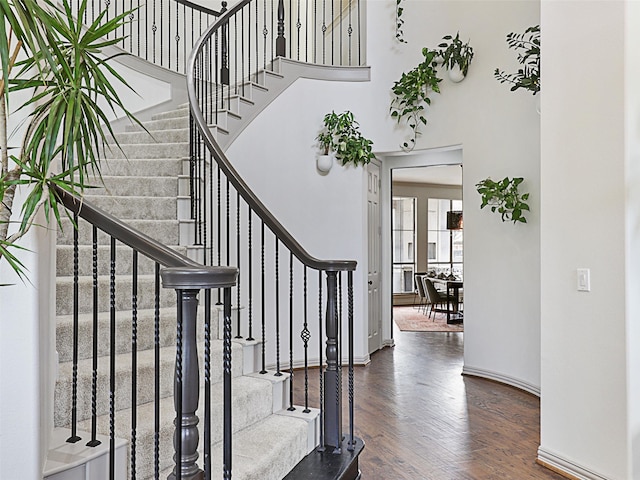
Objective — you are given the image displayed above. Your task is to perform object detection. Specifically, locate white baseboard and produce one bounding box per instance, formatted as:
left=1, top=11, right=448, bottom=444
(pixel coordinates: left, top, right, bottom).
left=461, top=365, right=540, bottom=397
left=537, top=447, right=611, bottom=480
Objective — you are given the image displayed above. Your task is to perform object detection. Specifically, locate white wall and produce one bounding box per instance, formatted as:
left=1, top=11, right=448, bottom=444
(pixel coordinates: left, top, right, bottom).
left=539, top=1, right=631, bottom=478
left=229, top=0, right=542, bottom=392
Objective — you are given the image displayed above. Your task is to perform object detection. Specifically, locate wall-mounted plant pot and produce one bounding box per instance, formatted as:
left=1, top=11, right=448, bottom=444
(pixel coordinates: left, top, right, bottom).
left=448, top=65, right=466, bottom=83
left=316, top=154, right=333, bottom=174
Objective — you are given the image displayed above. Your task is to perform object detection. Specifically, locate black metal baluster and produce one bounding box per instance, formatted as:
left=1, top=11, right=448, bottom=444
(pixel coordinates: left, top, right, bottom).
left=236, top=191, right=242, bottom=339
left=348, top=0, right=353, bottom=66
left=226, top=178, right=230, bottom=288
left=321, top=0, right=326, bottom=64
left=241, top=9, right=245, bottom=94
left=247, top=207, right=254, bottom=341
left=154, top=263, right=161, bottom=479
left=128, top=0, right=133, bottom=53
left=175, top=1, right=180, bottom=72
left=247, top=4, right=251, bottom=96
left=152, top=0, right=157, bottom=64
left=270, top=0, right=274, bottom=62
left=262, top=0, right=267, bottom=71
left=221, top=16, right=229, bottom=85
left=339, top=0, right=343, bottom=65
left=276, top=0, right=285, bottom=56
left=204, top=289, right=212, bottom=480
left=296, top=0, right=301, bottom=60
left=260, top=221, right=267, bottom=374
left=313, top=0, right=317, bottom=63
left=109, top=237, right=116, bottom=479
left=87, top=226, right=100, bottom=447
left=318, top=270, right=324, bottom=450
left=305, top=0, right=309, bottom=62
left=209, top=141, right=215, bottom=267
left=357, top=0, right=361, bottom=64
left=234, top=15, right=238, bottom=94
left=255, top=0, right=259, bottom=82
left=347, top=271, right=355, bottom=450
left=275, top=239, right=282, bottom=376
left=216, top=164, right=222, bottom=304
left=301, top=266, right=310, bottom=412
left=331, top=0, right=334, bottom=65
left=288, top=252, right=295, bottom=410
left=223, top=287, right=233, bottom=480
left=131, top=251, right=138, bottom=480
left=67, top=212, right=81, bottom=444
left=159, top=0, right=164, bottom=67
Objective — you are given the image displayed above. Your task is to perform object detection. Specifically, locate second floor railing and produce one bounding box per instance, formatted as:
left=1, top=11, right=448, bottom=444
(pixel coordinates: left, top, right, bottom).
left=72, top=0, right=364, bottom=75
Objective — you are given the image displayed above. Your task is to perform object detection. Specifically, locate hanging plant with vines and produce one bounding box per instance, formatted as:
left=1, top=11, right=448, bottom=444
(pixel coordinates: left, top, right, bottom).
left=494, top=25, right=540, bottom=94
left=476, top=176, right=530, bottom=224
left=389, top=47, right=441, bottom=151
left=395, top=0, right=406, bottom=43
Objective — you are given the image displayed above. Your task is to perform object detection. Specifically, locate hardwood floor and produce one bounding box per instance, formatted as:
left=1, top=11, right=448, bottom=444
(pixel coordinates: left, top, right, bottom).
left=294, top=329, right=565, bottom=479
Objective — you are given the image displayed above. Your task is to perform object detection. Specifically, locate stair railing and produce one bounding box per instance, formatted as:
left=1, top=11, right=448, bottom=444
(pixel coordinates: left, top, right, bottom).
left=187, top=1, right=361, bottom=478
left=53, top=184, right=237, bottom=480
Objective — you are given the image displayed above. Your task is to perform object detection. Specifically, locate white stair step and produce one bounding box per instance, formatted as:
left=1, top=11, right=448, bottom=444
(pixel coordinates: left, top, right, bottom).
left=77, top=195, right=176, bottom=221
left=125, top=116, right=189, bottom=132
left=151, top=107, right=190, bottom=121
left=103, top=142, right=189, bottom=160
left=99, top=158, right=183, bottom=177
left=94, top=175, right=178, bottom=197
left=107, top=127, right=190, bottom=146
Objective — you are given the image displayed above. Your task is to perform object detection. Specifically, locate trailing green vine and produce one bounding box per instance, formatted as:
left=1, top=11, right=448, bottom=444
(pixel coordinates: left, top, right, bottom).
left=389, top=47, right=441, bottom=151
left=317, top=111, right=376, bottom=167
left=395, top=0, right=406, bottom=43
left=476, top=177, right=530, bottom=224
left=494, top=25, right=540, bottom=95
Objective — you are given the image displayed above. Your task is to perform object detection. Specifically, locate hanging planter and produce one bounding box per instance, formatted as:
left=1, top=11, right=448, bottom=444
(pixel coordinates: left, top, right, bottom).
left=438, top=32, right=474, bottom=82
left=316, top=111, right=376, bottom=169
left=448, top=65, right=465, bottom=83
left=475, top=176, right=530, bottom=224
left=316, top=154, right=333, bottom=174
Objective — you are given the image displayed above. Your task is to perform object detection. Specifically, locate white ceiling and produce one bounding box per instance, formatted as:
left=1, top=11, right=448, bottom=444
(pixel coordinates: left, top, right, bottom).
left=391, top=164, right=462, bottom=186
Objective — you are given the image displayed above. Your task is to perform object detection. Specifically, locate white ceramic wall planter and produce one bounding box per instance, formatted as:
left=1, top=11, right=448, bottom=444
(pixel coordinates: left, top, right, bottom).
left=316, top=154, right=333, bottom=174
left=448, top=65, right=466, bottom=83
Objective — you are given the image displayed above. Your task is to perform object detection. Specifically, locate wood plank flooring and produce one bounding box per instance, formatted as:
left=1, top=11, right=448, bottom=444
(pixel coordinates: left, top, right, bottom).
left=294, top=329, right=565, bottom=479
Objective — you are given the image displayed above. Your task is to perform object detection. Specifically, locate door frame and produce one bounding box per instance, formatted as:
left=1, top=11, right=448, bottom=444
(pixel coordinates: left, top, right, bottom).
left=379, top=146, right=463, bottom=347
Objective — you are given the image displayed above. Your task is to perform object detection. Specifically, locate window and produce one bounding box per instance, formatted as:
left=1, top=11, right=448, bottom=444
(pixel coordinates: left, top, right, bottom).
left=392, top=197, right=416, bottom=293
left=427, top=198, right=463, bottom=277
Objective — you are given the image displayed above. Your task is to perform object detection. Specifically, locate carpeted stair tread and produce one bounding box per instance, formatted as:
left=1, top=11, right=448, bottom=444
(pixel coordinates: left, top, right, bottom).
left=88, top=176, right=179, bottom=197
left=106, top=127, right=190, bottom=145
left=56, top=244, right=188, bottom=276
left=77, top=375, right=275, bottom=479
left=55, top=307, right=186, bottom=362
left=98, top=158, right=184, bottom=177
left=124, top=116, right=189, bottom=133
left=56, top=274, right=177, bottom=316
left=55, top=340, right=244, bottom=428
left=103, top=142, right=189, bottom=160
left=71, top=195, right=176, bottom=220
left=56, top=218, right=181, bottom=246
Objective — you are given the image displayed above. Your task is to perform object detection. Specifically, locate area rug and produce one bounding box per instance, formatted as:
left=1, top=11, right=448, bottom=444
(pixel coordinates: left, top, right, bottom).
left=393, top=306, right=463, bottom=332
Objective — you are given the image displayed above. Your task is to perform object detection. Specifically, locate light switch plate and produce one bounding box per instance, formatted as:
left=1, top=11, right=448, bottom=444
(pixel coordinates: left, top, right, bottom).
left=577, top=268, right=590, bottom=292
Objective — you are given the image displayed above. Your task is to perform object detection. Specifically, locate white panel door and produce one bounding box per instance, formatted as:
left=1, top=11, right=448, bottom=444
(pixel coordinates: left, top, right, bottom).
left=367, top=162, right=382, bottom=354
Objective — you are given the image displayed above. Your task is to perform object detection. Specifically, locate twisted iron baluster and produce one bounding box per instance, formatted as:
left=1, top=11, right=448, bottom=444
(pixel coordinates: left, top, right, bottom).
left=236, top=191, right=242, bottom=338
left=247, top=206, right=254, bottom=341
left=301, top=266, right=310, bottom=412
left=223, top=287, right=233, bottom=479
left=109, top=237, right=116, bottom=480
left=67, top=212, right=81, bottom=443
left=318, top=270, right=324, bottom=450
left=288, top=252, right=295, bottom=410
left=275, top=239, right=282, bottom=376
left=154, top=263, right=161, bottom=478
left=87, top=226, right=100, bottom=447
left=131, top=251, right=138, bottom=480
left=260, top=221, right=267, bottom=374
left=347, top=271, right=355, bottom=450
left=204, top=289, right=212, bottom=480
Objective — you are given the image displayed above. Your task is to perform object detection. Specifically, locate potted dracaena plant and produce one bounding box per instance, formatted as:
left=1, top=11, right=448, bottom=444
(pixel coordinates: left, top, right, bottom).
left=0, top=0, right=143, bottom=280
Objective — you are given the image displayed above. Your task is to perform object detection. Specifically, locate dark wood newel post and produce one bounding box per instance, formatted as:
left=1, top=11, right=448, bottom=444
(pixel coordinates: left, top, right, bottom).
left=324, top=270, right=342, bottom=450
left=162, top=266, right=238, bottom=480
left=220, top=1, right=229, bottom=85
left=276, top=0, right=286, bottom=57
left=170, top=289, right=203, bottom=480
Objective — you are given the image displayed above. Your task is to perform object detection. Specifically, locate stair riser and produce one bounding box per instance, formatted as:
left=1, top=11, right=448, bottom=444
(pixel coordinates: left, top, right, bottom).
left=74, top=196, right=176, bottom=221
left=56, top=245, right=187, bottom=276
left=152, top=107, right=190, bottom=120
left=103, top=143, right=189, bottom=160
left=92, top=176, right=178, bottom=197
left=125, top=117, right=188, bottom=132
left=107, top=128, right=190, bottom=145
left=56, top=276, right=176, bottom=316
left=57, top=219, right=180, bottom=246
left=99, top=158, right=183, bottom=177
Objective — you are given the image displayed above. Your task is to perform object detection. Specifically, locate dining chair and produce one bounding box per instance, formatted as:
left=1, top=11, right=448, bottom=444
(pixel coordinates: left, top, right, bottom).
left=422, top=277, right=450, bottom=319
left=414, top=273, right=428, bottom=313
